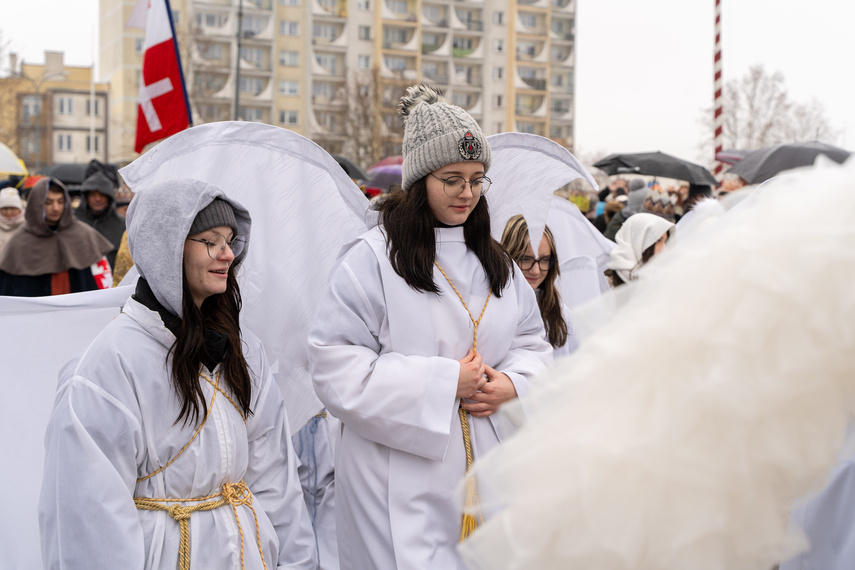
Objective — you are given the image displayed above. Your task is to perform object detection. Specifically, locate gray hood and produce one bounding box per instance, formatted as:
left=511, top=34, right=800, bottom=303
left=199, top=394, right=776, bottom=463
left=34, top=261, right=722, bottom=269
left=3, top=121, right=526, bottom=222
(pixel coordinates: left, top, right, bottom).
left=125, top=178, right=252, bottom=317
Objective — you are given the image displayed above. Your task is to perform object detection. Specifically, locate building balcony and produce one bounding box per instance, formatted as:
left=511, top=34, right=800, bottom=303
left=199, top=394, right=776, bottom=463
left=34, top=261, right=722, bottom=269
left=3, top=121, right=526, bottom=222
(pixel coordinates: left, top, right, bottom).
left=516, top=41, right=547, bottom=63
left=244, top=0, right=272, bottom=10
left=450, top=36, right=483, bottom=58
left=516, top=14, right=547, bottom=36
left=515, top=94, right=547, bottom=117
left=452, top=67, right=481, bottom=87
left=518, top=0, right=548, bottom=6
left=422, top=33, right=450, bottom=55
left=382, top=0, right=418, bottom=22
left=551, top=0, right=575, bottom=11
left=313, top=0, right=347, bottom=18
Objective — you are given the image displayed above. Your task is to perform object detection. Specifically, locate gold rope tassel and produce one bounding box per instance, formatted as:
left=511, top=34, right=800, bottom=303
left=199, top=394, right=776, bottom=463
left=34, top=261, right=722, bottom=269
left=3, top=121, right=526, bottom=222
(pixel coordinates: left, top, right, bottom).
left=434, top=261, right=492, bottom=542
left=459, top=405, right=485, bottom=540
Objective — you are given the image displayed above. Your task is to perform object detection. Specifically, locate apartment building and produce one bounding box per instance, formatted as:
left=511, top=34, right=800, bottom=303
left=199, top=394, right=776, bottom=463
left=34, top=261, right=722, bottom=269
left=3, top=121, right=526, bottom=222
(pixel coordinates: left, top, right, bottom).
left=0, top=52, right=110, bottom=170
left=100, top=0, right=576, bottom=167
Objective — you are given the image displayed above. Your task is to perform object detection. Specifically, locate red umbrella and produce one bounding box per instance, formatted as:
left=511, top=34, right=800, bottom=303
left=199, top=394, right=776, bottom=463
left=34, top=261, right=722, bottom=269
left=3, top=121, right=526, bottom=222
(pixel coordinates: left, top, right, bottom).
left=369, top=155, right=403, bottom=170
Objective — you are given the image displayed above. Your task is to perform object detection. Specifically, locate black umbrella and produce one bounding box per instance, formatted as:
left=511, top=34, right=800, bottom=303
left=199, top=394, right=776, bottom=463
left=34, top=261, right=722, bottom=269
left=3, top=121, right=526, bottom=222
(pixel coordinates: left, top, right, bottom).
left=593, top=151, right=718, bottom=185
left=37, top=163, right=90, bottom=186
left=332, top=154, right=369, bottom=182
left=726, top=141, right=851, bottom=184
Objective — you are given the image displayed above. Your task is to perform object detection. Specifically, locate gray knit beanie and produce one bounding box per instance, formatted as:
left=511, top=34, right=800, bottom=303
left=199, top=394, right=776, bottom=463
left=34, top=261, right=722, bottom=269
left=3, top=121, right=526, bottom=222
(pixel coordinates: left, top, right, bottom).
left=188, top=198, right=238, bottom=236
left=399, top=84, right=491, bottom=192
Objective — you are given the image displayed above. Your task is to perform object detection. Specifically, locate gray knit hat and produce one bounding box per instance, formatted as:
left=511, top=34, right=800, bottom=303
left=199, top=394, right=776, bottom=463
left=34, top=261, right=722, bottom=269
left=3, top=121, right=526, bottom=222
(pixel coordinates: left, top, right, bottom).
left=188, top=198, right=238, bottom=236
left=399, top=84, right=491, bottom=192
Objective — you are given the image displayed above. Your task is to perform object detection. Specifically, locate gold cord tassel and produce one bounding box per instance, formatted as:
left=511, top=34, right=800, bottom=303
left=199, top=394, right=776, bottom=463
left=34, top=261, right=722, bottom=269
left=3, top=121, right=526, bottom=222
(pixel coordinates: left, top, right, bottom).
left=459, top=405, right=484, bottom=540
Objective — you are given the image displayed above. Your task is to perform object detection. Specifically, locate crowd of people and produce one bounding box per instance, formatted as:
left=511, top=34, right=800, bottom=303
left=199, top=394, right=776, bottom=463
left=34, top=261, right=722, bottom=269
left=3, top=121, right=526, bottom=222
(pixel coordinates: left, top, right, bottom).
left=0, top=83, right=850, bottom=570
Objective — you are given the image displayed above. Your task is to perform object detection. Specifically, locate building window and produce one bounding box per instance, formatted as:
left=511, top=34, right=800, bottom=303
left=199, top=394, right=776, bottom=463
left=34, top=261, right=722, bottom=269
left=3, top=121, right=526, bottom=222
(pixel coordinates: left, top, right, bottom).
left=196, top=12, right=228, bottom=27
left=279, top=110, right=299, bottom=125
left=171, top=10, right=180, bottom=24
left=22, top=95, right=41, bottom=119
left=238, top=107, right=264, bottom=121
left=279, top=0, right=299, bottom=4
left=358, top=0, right=371, bottom=9
left=279, top=20, right=299, bottom=36
left=493, top=122, right=503, bottom=132
left=57, top=134, right=72, bottom=151
left=242, top=16, right=267, bottom=36
left=85, top=99, right=100, bottom=116
left=58, top=97, right=74, bottom=115
left=520, top=13, right=537, bottom=28
left=358, top=26, right=371, bottom=40
left=493, top=11, right=504, bottom=25
left=239, top=77, right=264, bottom=95
left=314, top=23, right=338, bottom=41
left=493, top=39, right=504, bottom=53
left=279, top=80, right=299, bottom=96
left=358, top=55, right=371, bottom=69
left=86, top=135, right=99, bottom=152
left=279, top=50, right=299, bottom=66
left=313, top=82, right=336, bottom=101
left=315, top=54, right=339, bottom=74
left=389, top=0, right=407, bottom=13
left=135, top=38, right=144, bottom=55
left=204, top=44, right=224, bottom=60
left=452, top=37, right=474, bottom=50
left=424, top=5, right=440, bottom=21
left=384, top=56, right=406, bottom=72
left=493, top=67, right=504, bottom=80
left=239, top=46, right=265, bottom=67
left=493, top=94, right=503, bottom=107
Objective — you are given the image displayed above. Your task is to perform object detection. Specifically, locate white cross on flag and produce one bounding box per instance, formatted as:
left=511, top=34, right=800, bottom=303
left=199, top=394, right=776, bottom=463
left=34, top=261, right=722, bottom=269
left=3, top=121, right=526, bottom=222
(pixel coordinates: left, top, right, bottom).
left=127, top=0, right=191, bottom=153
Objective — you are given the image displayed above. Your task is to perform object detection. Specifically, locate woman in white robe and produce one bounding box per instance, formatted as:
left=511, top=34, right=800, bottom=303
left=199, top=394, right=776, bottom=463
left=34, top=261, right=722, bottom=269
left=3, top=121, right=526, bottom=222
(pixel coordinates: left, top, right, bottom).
left=308, top=85, right=552, bottom=569
left=501, top=214, right=578, bottom=359
left=38, top=178, right=316, bottom=569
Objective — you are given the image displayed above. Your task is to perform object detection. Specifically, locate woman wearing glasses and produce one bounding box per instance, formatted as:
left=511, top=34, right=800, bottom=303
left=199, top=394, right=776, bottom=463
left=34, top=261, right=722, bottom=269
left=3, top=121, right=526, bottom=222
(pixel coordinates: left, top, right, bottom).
left=39, top=178, right=316, bottom=569
left=309, top=85, right=552, bottom=569
left=501, top=214, right=577, bottom=358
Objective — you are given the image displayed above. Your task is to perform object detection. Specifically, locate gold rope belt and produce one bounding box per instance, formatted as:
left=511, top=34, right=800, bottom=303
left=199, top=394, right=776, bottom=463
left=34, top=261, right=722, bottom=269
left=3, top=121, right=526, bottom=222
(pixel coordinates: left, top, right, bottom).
left=133, top=372, right=267, bottom=570
left=435, top=261, right=490, bottom=540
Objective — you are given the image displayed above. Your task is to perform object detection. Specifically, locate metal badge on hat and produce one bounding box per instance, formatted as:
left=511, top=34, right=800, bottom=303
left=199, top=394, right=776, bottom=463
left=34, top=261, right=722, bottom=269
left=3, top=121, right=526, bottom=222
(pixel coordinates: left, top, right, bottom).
left=458, top=132, right=482, bottom=161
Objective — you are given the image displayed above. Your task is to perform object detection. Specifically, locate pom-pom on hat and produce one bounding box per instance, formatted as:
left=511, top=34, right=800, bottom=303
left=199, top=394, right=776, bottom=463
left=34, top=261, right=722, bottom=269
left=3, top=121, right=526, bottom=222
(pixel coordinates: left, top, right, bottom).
left=399, top=84, right=491, bottom=192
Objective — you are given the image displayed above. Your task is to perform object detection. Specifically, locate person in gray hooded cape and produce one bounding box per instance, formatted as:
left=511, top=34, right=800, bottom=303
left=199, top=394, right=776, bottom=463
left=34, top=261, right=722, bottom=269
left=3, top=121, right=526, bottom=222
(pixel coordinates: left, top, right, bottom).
left=39, top=178, right=316, bottom=570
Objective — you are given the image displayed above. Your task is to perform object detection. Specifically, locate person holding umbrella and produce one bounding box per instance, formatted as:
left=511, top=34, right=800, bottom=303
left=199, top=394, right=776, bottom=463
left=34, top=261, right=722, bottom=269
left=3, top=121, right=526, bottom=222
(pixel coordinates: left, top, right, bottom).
left=308, top=84, right=552, bottom=569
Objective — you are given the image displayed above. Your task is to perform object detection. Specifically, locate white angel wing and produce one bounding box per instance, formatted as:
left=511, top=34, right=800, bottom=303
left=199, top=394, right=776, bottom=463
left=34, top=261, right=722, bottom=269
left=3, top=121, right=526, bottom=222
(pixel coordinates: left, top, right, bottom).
left=120, top=121, right=372, bottom=432
left=486, top=132, right=599, bottom=251
left=0, top=287, right=133, bottom=569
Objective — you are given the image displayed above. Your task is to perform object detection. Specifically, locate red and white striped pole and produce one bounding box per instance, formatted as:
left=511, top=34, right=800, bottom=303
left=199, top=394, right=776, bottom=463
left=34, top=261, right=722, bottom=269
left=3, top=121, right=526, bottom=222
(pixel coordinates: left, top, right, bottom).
left=713, top=0, right=723, bottom=178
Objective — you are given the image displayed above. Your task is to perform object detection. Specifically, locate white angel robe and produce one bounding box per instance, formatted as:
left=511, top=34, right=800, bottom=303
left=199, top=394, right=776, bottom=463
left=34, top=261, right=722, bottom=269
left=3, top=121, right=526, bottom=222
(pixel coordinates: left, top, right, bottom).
left=309, top=226, right=553, bottom=569
left=39, top=298, right=317, bottom=569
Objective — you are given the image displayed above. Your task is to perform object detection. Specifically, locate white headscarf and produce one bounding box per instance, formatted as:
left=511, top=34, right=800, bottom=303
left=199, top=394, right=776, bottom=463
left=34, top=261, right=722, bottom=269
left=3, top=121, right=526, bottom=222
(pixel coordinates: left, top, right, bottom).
left=607, top=213, right=674, bottom=283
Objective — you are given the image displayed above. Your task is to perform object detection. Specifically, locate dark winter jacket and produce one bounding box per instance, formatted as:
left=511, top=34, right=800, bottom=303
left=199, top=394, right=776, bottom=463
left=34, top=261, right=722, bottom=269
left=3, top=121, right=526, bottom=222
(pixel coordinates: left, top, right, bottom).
left=74, top=172, right=126, bottom=269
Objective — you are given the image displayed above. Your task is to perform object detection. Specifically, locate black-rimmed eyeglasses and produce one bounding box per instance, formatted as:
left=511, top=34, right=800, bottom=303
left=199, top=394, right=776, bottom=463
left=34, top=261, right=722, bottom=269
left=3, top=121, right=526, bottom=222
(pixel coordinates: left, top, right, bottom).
left=187, top=234, right=246, bottom=259
left=430, top=173, right=492, bottom=197
left=517, top=255, right=555, bottom=272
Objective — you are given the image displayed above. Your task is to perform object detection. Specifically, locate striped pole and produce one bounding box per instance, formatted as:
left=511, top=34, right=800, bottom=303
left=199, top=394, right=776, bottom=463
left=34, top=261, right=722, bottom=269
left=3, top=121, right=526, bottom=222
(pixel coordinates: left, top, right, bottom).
left=713, top=0, right=723, bottom=177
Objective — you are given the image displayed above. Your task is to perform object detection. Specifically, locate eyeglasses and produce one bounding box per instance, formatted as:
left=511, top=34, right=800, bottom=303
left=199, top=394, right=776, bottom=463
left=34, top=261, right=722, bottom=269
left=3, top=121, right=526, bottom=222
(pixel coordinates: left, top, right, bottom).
left=430, top=173, right=492, bottom=197
left=517, top=255, right=555, bottom=272
left=187, top=234, right=246, bottom=259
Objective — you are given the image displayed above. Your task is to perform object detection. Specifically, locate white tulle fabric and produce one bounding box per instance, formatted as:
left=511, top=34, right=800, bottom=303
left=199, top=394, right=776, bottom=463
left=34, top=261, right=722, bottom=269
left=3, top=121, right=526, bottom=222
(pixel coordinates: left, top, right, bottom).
left=458, top=158, right=855, bottom=570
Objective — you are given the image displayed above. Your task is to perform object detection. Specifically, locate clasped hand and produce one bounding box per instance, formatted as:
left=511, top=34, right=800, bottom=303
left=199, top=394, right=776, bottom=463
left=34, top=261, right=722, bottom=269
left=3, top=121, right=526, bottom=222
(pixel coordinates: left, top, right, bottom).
left=456, top=349, right=518, bottom=418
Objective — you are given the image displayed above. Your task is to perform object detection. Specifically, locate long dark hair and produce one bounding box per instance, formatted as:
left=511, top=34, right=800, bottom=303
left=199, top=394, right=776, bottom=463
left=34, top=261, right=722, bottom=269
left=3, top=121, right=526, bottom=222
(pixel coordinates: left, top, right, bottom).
left=501, top=215, right=568, bottom=348
left=169, top=269, right=253, bottom=426
left=376, top=177, right=512, bottom=296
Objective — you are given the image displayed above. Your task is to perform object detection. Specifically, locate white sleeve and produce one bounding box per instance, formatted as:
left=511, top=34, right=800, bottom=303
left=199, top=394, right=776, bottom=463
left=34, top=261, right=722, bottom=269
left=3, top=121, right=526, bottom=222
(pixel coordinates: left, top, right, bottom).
left=308, top=243, right=460, bottom=462
left=244, top=341, right=318, bottom=570
left=496, top=272, right=554, bottom=401
left=39, top=375, right=146, bottom=570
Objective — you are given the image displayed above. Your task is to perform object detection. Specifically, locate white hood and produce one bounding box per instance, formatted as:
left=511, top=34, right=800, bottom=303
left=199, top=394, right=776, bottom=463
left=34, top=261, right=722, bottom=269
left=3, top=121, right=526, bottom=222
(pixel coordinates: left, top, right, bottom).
left=125, top=177, right=252, bottom=317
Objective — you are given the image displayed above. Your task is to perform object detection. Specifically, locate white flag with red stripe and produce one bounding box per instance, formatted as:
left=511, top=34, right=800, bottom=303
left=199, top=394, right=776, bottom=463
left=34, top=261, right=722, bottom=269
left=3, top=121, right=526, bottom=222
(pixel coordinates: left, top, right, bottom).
left=127, top=0, right=192, bottom=153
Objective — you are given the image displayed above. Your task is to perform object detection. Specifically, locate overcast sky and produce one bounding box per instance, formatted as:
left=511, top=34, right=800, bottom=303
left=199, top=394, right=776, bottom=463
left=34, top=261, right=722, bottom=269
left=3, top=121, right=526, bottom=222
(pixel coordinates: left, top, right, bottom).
left=4, top=0, right=854, bottom=166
